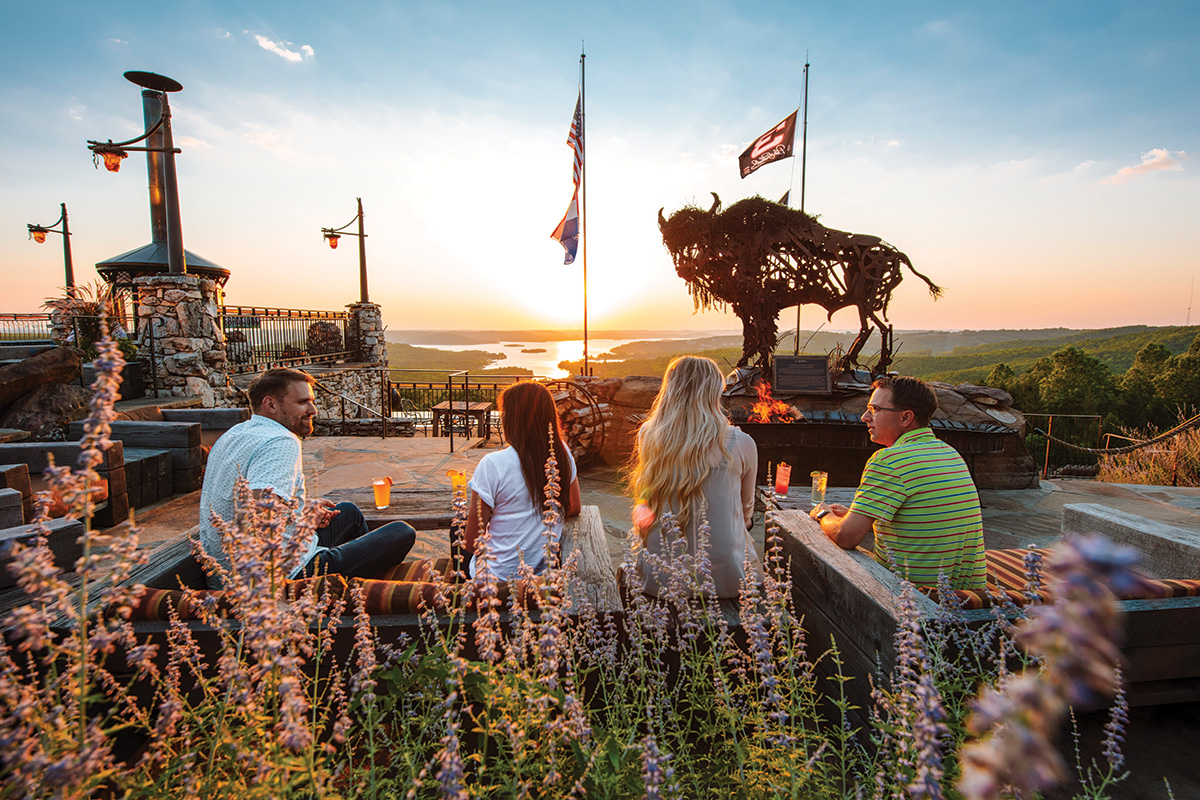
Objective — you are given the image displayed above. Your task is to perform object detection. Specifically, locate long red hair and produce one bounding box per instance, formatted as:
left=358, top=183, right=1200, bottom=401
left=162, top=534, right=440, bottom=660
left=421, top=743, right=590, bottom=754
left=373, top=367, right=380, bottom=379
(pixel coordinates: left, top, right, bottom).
left=499, top=382, right=570, bottom=508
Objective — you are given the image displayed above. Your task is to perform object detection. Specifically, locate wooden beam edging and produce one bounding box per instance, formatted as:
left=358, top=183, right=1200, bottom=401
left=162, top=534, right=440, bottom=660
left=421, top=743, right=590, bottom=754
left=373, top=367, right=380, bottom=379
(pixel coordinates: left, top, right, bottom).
left=770, top=509, right=941, bottom=731
left=772, top=507, right=1200, bottom=713
left=561, top=505, right=620, bottom=614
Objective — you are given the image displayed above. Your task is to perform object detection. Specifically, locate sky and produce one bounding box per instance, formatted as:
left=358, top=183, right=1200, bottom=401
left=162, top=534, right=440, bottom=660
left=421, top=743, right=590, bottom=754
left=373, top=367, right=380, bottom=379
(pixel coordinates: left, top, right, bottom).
left=1, top=1, right=1197, bottom=335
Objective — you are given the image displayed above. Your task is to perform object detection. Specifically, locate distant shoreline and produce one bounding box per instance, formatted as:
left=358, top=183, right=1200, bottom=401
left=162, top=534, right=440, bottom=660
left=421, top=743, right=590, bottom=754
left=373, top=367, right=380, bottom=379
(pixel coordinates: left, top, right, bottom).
left=384, top=329, right=742, bottom=346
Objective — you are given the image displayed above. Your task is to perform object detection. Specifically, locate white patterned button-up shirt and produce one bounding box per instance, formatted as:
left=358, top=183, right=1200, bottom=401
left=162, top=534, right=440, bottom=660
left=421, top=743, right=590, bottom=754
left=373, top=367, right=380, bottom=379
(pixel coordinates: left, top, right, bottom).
left=198, top=414, right=318, bottom=586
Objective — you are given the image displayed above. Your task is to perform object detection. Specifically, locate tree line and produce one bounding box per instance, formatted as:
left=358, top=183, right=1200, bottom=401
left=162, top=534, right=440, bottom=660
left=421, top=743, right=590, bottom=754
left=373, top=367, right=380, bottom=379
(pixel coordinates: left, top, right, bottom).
left=983, top=333, right=1200, bottom=432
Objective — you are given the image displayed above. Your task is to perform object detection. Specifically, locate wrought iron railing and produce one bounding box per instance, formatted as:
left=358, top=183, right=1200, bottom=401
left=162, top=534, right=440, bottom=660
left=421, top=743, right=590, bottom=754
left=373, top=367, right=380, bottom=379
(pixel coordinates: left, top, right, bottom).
left=387, top=371, right=541, bottom=450
left=0, top=313, right=53, bottom=343
left=220, top=306, right=352, bottom=374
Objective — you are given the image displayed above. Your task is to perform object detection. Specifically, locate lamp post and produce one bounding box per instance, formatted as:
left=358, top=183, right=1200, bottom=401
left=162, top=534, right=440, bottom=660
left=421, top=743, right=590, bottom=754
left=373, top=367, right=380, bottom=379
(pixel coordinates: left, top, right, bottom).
left=321, top=197, right=369, bottom=303
left=26, top=202, right=75, bottom=295
left=86, top=71, right=186, bottom=275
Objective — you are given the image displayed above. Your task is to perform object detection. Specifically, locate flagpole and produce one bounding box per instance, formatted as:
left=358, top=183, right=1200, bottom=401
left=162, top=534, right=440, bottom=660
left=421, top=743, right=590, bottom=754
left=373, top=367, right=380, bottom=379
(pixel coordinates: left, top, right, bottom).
left=576, top=48, right=585, bottom=376
left=800, top=57, right=809, bottom=214
left=795, top=56, right=810, bottom=355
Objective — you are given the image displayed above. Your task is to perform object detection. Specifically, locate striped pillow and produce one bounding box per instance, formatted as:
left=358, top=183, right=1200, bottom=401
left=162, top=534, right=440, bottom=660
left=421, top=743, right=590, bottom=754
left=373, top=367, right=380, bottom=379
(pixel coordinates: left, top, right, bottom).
left=920, top=548, right=1200, bottom=610
left=120, top=575, right=346, bottom=621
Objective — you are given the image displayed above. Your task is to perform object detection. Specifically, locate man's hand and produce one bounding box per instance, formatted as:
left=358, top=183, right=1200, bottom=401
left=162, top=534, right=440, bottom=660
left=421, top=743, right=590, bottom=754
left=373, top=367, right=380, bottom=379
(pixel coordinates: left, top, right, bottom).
left=810, top=502, right=872, bottom=550
left=809, top=502, right=849, bottom=520
left=315, top=499, right=340, bottom=529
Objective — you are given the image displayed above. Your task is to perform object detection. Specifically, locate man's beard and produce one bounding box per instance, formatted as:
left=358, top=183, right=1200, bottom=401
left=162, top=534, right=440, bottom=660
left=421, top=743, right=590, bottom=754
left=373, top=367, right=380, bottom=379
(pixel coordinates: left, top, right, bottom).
left=289, top=417, right=314, bottom=438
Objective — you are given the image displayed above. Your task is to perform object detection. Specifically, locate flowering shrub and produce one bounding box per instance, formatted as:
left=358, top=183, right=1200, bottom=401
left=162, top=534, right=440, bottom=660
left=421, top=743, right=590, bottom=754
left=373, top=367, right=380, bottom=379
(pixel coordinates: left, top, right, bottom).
left=0, top=329, right=1154, bottom=798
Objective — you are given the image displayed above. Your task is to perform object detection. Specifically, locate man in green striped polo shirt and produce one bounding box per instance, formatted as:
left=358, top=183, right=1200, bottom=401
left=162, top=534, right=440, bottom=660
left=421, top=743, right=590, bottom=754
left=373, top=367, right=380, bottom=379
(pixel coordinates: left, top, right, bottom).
left=809, top=376, right=987, bottom=590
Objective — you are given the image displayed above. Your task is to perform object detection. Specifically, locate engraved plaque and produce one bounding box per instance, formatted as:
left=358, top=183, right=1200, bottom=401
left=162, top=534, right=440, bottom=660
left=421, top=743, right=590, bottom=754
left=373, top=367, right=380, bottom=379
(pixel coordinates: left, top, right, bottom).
left=773, top=355, right=831, bottom=394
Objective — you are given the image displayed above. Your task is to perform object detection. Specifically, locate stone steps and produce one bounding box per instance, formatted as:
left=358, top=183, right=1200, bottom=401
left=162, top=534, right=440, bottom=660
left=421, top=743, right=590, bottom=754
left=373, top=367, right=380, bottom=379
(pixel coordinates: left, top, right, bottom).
left=0, top=343, right=55, bottom=362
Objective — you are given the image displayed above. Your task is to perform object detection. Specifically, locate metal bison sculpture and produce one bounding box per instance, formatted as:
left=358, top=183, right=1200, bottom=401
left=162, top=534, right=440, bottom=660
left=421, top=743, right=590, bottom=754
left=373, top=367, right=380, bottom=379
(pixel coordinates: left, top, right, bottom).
left=658, top=194, right=941, bottom=375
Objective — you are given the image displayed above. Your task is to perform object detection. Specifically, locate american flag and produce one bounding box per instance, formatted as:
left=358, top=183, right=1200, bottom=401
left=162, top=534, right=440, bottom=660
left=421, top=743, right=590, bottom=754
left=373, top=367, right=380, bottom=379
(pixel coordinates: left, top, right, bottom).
left=567, top=90, right=583, bottom=186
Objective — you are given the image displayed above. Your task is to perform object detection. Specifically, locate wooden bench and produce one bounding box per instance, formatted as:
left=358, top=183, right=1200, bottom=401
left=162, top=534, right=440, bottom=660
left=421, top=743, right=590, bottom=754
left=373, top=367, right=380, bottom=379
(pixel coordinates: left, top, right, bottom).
left=0, top=487, right=22, bottom=529
left=69, top=420, right=204, bottom=495
left=0, top=441, right=127, bottom=527
left=0, top=463, right=33, bottom=524
left=82, top=503, right=618, bottom=671
left=160, top=408, right=251, bottom=451
left=121, top=448, right=173, bottom=509
left=1062, top=503, right=1200, bottom=580
left=772, top=506, right=1200, bottom=731
left=0, top=517, right=86, bottom=590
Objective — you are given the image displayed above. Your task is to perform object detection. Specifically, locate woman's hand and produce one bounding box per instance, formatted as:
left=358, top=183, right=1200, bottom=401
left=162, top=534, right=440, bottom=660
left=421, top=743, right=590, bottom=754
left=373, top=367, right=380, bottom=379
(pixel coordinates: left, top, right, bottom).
left=632, top=502, right=655, bottom=529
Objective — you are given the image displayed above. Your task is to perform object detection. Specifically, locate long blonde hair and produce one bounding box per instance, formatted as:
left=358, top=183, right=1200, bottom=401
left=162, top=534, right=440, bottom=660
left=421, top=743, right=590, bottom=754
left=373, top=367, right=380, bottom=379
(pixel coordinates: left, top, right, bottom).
left=629, top=356, right=730, bottom=532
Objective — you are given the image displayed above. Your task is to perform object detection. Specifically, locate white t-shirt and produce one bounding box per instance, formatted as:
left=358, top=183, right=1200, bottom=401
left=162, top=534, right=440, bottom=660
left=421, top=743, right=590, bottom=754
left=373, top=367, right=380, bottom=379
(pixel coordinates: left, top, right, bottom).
left=468, top=444, right=577, bottom=581
left=198, top=415, right=319, bottom=587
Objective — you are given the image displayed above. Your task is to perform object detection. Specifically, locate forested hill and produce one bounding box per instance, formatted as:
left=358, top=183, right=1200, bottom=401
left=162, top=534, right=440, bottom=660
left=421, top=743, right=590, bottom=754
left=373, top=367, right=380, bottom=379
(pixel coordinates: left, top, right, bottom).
left=890, top=325, right=1200, bottom=384
left=560, top=325, right=1200, bottom=384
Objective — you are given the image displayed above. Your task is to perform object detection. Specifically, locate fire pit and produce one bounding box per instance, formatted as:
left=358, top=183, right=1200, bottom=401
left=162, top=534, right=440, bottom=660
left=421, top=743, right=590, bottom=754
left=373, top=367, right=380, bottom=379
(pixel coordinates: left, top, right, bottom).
left=727, top=382, right=1013, bottom=486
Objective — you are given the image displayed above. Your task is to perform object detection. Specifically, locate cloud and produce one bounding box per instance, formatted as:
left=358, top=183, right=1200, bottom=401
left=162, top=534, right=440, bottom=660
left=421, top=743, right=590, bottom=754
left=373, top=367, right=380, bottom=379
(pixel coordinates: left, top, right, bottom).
left=108, top=38, right=127, bottom=45
left=1103, top=148, right=1189, bottom=184
left=242, top=122, right=302, bottom=162
left=919, top=19, right=953, bottom=38
left=216, top=29, right=231, bottom=39
left=175, top=136, right=212, bottom=150
left=253, top=34, right=315, bottom=62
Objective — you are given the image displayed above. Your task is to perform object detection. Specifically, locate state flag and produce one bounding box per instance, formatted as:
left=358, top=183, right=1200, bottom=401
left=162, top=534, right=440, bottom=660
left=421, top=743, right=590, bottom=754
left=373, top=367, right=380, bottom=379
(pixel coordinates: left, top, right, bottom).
left=551, top=189, right=580, bottom=264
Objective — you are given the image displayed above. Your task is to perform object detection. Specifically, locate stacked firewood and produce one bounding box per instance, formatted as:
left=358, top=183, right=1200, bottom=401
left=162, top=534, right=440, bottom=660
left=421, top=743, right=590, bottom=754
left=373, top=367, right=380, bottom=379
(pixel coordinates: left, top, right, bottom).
left=548, top=386, right=610, bottom=467
left=306, top=321, right=344, bottom=356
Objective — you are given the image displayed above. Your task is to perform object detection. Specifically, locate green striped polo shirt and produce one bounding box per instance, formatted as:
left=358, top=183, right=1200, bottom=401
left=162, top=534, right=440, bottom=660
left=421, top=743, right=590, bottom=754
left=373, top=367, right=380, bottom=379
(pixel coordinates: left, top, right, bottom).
left=850, top=428, right=987, bottom=590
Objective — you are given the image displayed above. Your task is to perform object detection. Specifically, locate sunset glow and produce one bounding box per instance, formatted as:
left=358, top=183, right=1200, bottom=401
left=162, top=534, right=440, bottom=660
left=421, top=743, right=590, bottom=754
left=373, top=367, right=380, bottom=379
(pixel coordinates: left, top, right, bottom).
left=1, top=3, right=1195, bottom=333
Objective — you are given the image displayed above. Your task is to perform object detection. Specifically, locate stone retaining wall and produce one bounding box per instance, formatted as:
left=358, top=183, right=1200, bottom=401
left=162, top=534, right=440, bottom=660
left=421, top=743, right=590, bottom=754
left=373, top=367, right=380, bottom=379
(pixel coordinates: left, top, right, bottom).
left=308, top=367, right=387, bottom=420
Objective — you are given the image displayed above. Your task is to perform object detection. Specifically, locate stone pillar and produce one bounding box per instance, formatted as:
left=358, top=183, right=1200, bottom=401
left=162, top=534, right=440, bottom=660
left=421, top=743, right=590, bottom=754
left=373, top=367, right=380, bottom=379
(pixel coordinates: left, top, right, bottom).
left=346, top=301, right=387, bottom=366
left=134, top=274, right=233, bottom=407
left=47, top=309, right=72, bottom=346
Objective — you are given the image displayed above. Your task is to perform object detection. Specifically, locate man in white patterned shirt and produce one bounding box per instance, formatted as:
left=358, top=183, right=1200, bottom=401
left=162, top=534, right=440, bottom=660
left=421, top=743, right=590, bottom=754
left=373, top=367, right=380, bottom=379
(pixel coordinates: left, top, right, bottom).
left=199, top=368, right=415, bottom=587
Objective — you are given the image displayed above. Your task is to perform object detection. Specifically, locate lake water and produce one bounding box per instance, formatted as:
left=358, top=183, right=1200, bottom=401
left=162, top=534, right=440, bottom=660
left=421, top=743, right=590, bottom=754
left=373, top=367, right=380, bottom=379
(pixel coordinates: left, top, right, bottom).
left=428, top=337, right=690, bottom=378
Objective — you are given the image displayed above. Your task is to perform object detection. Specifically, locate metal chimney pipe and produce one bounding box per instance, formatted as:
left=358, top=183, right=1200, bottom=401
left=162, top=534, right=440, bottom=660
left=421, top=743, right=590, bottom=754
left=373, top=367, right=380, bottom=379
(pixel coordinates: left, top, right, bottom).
left=140, top=89, right=167, bottom=245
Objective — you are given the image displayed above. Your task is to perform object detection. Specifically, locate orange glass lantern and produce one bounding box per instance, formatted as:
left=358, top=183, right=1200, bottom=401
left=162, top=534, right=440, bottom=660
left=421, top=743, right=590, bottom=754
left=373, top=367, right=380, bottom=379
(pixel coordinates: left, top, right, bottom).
left=325, top=233, right=341, bottom=249
left=101, top=149, right=126, bottom=172
left=31, top=228, right=47, bottom=244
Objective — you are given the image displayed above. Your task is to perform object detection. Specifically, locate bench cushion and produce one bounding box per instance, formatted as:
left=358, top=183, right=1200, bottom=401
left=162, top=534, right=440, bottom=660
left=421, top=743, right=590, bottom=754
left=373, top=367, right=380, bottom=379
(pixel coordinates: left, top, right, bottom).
left=921, top=547, right=1200, bottom=610
left=123, top=574, right=348, bottom=621
left=118, top=556, right=554, bottom=620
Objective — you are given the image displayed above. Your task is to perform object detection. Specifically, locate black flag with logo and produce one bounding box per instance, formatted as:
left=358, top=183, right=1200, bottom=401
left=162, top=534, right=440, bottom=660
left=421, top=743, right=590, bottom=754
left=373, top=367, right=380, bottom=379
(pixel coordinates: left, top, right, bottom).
left=738, top=110, right=798, bottom=179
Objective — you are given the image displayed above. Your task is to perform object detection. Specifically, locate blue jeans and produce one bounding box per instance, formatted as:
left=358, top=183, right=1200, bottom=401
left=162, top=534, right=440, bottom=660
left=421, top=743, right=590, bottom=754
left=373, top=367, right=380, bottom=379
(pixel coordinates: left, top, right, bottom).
left=302, top=502, right=416, bottom=579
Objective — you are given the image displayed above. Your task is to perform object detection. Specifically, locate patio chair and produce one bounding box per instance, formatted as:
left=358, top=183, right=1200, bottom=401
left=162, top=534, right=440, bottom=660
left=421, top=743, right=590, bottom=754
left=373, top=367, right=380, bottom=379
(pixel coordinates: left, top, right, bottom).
left=395, top=398, right=432, bottom=437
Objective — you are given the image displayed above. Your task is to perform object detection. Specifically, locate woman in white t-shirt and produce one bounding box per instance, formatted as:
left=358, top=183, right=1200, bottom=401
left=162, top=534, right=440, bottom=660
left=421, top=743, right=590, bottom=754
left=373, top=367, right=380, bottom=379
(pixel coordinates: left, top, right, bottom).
left=464, top=382, right=581, bottom=580
left=629, top=356, right=759, bottom=598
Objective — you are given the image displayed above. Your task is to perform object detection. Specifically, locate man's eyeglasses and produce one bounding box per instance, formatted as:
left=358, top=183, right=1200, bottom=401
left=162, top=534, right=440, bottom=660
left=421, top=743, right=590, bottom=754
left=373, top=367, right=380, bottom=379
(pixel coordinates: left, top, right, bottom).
left=865, top=404, right=905, bottom=416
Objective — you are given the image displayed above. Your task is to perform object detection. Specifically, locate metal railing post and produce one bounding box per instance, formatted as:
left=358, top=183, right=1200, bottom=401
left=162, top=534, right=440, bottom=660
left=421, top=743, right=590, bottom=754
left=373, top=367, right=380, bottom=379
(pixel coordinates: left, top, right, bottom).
left=1043, top=415, right=1053, bottom=479
left=447, top=374, right=454, bottom=453
left=380, top=368, right=389, bottom=439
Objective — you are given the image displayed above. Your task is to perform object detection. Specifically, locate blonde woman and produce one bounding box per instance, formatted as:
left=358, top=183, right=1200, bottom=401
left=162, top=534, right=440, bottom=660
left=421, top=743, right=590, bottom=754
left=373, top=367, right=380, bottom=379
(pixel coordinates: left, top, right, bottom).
left=629, top=356, right=759, bottom=598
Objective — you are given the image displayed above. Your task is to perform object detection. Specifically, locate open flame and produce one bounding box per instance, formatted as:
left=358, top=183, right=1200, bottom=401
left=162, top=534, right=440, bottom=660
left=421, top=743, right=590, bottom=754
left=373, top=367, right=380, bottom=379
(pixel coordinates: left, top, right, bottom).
left=749, top=381, right=797, bottom=423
